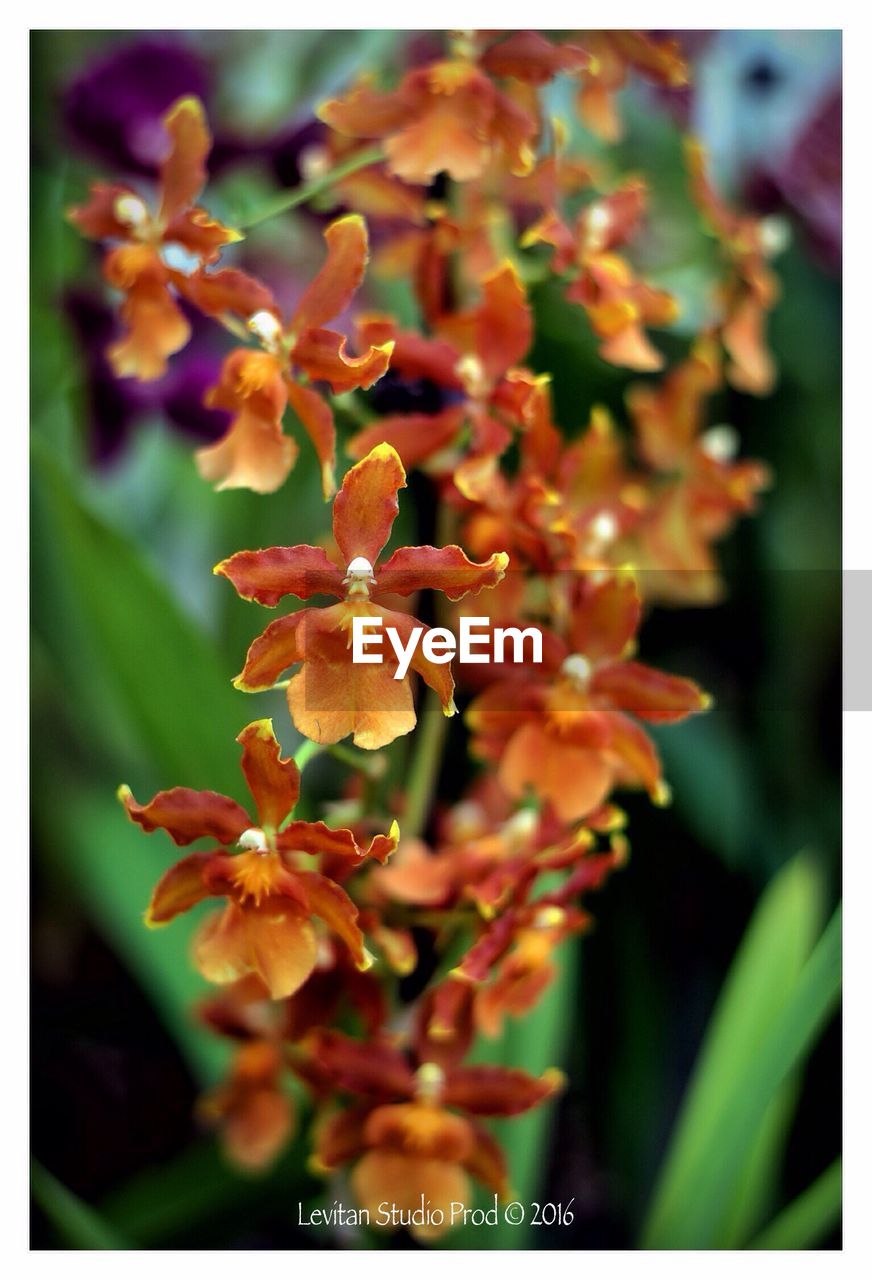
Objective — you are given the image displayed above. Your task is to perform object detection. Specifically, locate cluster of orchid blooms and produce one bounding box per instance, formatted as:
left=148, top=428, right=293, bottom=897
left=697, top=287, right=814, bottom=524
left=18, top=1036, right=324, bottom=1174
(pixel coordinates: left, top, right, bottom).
left=69, top=30, right=778, bottom=1239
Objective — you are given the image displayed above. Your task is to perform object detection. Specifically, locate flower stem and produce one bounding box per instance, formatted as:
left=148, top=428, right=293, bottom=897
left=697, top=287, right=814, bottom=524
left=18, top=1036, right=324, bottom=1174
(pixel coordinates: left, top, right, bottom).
left=292, top=739, right=325, bottom=772
left=402, top=689, right=450, bottom=840
left=236, top=146, right=386, bottom=230
left=328, top=742, right=386, bottom=780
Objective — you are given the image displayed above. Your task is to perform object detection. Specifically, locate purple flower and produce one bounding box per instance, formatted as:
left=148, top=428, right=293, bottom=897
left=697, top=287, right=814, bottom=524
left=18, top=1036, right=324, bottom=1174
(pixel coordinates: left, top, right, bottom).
left=63, top=39, right=210, bottom=176
left=66, top=292, right=230, bottom=465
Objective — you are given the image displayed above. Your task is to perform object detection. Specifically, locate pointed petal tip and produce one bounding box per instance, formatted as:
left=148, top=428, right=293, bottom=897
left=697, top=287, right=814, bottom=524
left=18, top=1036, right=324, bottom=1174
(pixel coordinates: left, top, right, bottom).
left=235, top=718, right=275, bottom=744
left=541, top=1067, right=566, bottom=1094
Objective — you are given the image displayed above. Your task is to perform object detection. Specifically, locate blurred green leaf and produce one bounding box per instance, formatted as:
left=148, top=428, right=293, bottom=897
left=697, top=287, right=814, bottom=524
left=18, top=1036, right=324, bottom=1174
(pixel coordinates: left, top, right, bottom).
left=33, top=777, right=228, bottom=1084
left=642, top=854, right=838, bottom=1248
left=31, top=436, right=250, bottom=799
left=98, top=1124, right=320, bottom=1247
left=750, top=1158, right=841, bottom=1250
left=32, top=1160, right=131, bottom=1250
left=652, top=711, right=761, bottom=874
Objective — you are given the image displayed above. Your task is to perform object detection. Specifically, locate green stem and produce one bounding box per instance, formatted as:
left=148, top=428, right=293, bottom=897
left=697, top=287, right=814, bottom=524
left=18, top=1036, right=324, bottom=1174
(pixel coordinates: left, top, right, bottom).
left=401, top=488, right=461, bottom=840
left=328, top=742, right=386, bottom=780
left=402, top=689, right=450, bottom=840
left=236, top=146, right=386, bottom=230
left=292, top=739, right=325, bottom=773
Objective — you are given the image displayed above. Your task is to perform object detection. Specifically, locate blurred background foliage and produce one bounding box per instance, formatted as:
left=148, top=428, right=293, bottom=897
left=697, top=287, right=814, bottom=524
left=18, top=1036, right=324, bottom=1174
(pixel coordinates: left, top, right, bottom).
left=31, top=30, right=841, bottom=1249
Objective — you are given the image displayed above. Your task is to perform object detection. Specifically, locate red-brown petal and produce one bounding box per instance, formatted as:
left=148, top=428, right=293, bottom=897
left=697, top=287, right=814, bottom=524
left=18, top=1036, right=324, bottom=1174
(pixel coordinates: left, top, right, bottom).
left=480, top=30, right=591, bottom=83
left=291, top=328, right=393, bottom=394
left=162, top=208, right=241, bottom=265
left=215, top=547, right=343, bottom=606
left=476, top=260, right=532, bottom=382
left=221, top=1085, right=294, bottom=1172
left=236, top=719, right=300, bottom=831
left=295, top=869, right=367, bottom=968
left=347, top=407, right=465, bottom=470
left=598, top=323, right=665, bottom=372
left=119, top=784, right=249, bottom=846
left=291, top=214, right=369, bottom=334
left=277, top=819, right=354, bottom=858
left=377, top=545, right=509, bottom=601
left=603, top=711, right=663, bottom=797
left=357, top=320, right=464, bottom=389
left=363, top=823, right=401, bottom=865
left=309, top=1028, right=416, bottom=1099
left=442, top=1064, right=563, bottom=1116
left=233, top=611, right=310, bottom=692
left=332, top=444, right=406, bottom=567
left=158, top=96, right=210, bottom=223
left=317, top=82, right=409, bottom=139
left=462, top=1121, right=511, bottom=1197
left=313, top=1103, right=372, bottom=1170
left=67, top=183, right=137, bottom=240
left=178, top=267, right=278, bottom=320
left=592, top=661, right=711, bottom=722
left=569, top=573, right=641, bottom=663
left=285, top=380, right=337, bottom=499
left=145, top=851, right=220, bottom=925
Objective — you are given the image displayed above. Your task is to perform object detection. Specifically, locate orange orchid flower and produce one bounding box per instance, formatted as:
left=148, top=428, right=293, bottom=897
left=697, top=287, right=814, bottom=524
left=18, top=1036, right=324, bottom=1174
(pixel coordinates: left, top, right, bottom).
left=575, top=30, right=689, bottom=143
left=686, top=139, right=784, bottom=394
left=625, top=335, right=771, bottom=601
left=198, top=1039, right=294, bottom=1173
left=215, top=444, right=509, bottom=750
left=454, top=398, right=639, bottom=587
left=348, top=261, right=534, bottom=471
left=317, top=30, right=592, bottom=186
left=118, top=719, right=399, bottom=998
left=194, top=946, right=388, bottom=1172
left=371, top=801, right=597, bottom=921
left=310, top=1023, right=563, bottom=1238
left=467, top=573, right=710, bottom=821
left=68, top=97, right=243, bottom=381
left=447, top=837, right=625, bottom=1036
left=194, top=214, right=394, bottom=496
left=523, top=178, right=679, bottom=371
